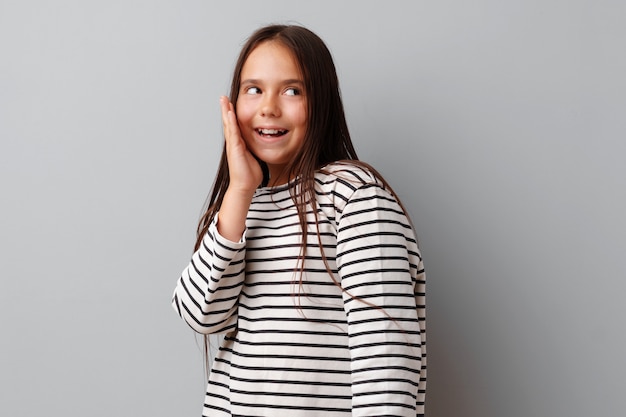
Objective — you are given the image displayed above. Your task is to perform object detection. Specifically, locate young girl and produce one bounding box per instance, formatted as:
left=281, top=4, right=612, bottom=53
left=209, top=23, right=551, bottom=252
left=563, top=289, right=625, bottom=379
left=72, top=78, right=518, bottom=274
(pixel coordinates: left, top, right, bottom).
left=172, top=24, right=426, bottom=417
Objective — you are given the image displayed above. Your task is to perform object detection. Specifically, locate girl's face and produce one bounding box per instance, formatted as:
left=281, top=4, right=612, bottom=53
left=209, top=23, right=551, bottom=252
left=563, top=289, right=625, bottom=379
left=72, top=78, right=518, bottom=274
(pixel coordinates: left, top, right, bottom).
left=236, top=41, right=307, bottom=185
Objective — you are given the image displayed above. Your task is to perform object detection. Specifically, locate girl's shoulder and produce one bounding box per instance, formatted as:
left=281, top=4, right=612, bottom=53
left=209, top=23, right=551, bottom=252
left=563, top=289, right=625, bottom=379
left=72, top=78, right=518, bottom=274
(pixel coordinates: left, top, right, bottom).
left=316, top=161, right=382, bottom=187
left=314, top=161, right=387, bottom=203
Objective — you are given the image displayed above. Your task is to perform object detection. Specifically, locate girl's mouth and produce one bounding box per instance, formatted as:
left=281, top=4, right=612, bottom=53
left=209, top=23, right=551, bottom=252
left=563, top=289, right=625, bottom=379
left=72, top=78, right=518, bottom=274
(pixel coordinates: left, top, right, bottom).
left=256, top=128, right=288, bottom=138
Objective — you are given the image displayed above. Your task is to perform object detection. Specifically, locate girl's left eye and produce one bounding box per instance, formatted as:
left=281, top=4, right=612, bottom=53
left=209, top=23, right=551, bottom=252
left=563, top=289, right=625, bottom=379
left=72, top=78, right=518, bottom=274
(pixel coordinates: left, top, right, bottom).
left=284, top=87, right=300, bottom=96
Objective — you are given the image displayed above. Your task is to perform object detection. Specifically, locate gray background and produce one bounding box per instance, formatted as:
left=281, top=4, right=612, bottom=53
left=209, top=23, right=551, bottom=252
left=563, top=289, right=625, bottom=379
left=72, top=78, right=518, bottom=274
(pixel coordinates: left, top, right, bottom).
left=1, top=1, right=624, bottom=416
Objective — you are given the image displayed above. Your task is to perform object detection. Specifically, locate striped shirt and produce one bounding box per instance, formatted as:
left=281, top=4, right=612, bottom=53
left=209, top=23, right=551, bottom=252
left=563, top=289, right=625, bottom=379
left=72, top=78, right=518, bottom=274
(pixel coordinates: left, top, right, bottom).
left=172, top=162, right=426, bottom=416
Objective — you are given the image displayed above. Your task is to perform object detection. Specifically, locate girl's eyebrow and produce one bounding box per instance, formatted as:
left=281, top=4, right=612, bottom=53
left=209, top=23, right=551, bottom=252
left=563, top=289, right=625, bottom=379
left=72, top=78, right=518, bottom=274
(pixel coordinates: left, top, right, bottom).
left=241, top=78, right=304, bottom=86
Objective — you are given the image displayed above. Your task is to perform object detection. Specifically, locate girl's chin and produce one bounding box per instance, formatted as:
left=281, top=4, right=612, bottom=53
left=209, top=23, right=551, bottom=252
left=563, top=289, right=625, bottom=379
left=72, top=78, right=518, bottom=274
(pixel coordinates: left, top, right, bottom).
left=251, top=150, right=292, bottom=167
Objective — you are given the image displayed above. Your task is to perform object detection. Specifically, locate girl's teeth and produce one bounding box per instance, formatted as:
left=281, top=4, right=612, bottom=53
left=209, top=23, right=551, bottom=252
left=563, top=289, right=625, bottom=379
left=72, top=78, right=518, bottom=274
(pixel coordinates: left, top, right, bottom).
left=259, top=129, right=285, bottom=135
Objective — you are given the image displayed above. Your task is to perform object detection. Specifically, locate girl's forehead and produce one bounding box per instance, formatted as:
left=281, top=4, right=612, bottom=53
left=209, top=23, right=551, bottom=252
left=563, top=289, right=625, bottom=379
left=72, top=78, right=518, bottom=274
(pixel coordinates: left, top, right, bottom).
left=250, top=40, right=292, bottom=57
left=241, top=41, right=302, bottom=77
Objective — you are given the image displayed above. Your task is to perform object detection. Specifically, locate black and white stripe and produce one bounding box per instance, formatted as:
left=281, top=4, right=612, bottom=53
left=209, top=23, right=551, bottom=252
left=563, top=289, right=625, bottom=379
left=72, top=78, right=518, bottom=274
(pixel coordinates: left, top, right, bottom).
left=173, top=162, right=426, bottom=416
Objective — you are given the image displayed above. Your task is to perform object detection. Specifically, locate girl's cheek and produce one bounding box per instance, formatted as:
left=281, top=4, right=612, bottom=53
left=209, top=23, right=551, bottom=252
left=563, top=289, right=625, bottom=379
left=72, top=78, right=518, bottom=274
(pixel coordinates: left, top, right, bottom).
left=236, top=100, right=254, bottom=121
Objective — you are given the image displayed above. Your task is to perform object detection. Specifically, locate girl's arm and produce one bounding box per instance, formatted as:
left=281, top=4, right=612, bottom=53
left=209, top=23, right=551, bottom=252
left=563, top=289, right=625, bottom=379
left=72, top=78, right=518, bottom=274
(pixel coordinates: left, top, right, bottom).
left=337, top=182, right=426, bottom=417
left=172, top=97, right=263, bottom=333
left=172, top=215, right=247, bottom=334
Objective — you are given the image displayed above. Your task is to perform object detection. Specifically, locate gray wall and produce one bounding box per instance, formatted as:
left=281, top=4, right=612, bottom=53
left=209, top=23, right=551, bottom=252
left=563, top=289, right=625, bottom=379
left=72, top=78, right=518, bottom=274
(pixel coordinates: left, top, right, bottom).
left=1, top=1, right=624, bottom=416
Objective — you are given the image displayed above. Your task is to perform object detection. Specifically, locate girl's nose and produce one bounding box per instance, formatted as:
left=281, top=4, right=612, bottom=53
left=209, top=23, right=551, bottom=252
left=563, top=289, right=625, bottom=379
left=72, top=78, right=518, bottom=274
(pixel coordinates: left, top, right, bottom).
left=260, top=94, right=280, bottom=117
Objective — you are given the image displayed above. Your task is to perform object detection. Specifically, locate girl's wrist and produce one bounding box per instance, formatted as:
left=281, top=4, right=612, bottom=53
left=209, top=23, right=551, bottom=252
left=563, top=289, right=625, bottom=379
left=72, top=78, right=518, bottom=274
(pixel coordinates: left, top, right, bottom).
left=224, top=186, right=256, bottom=202
left=217, top=188, right=253, bottom=242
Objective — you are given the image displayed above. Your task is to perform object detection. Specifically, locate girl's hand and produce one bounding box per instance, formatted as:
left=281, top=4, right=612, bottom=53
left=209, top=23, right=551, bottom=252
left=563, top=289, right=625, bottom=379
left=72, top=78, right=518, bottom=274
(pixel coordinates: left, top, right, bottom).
left=220, top=96, right=263, bottom=194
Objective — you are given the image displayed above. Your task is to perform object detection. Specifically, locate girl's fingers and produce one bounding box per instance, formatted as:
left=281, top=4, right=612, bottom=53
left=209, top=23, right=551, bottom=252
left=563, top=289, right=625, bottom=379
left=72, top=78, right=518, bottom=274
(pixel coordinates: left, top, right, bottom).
left=220, top=96, right=241, bottom=147
left=220, top=96, right=238, bottom=147
left=220, top=96, right=232, bottom=139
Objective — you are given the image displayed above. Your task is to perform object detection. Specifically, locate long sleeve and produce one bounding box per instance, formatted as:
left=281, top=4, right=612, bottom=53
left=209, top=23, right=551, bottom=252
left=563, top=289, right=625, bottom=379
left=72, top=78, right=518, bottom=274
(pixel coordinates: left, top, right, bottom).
left=336, top=182, right=426, bottom=416
left=172, top=213, right=247, bottom=334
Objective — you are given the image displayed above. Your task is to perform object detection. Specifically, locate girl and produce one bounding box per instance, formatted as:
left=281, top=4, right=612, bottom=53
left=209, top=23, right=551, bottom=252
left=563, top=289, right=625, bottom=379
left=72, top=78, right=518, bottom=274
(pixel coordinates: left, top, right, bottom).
left=172, top=24, right=426, bottom=417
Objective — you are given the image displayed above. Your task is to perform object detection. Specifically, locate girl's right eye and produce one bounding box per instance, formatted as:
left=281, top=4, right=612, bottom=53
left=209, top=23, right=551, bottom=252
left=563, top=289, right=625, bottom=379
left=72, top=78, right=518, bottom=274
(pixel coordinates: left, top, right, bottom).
left=245, top=86, right=261, bottom=95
